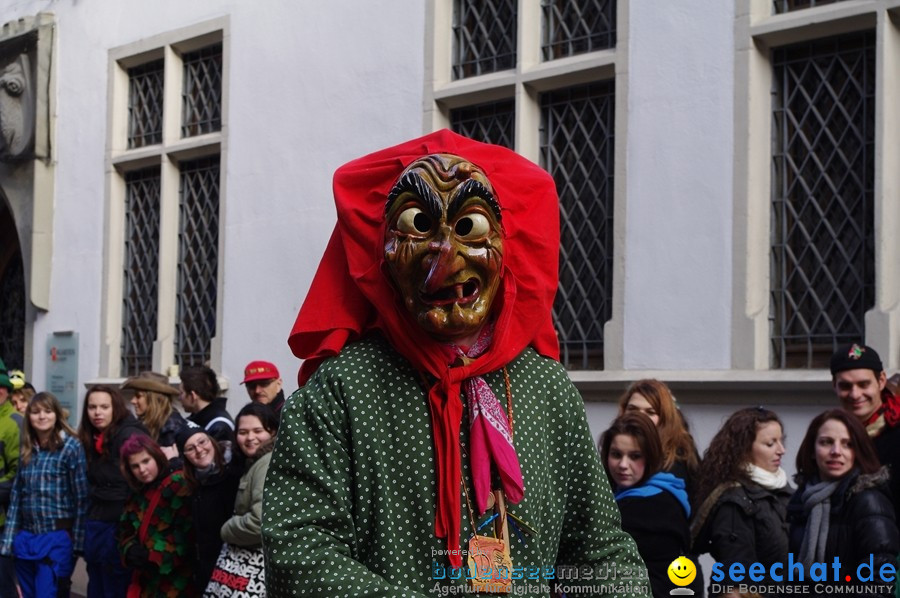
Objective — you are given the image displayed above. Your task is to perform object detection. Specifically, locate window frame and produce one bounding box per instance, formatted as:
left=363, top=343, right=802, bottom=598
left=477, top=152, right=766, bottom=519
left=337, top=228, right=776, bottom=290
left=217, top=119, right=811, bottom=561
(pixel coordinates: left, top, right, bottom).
left=425, top=0, right=627, bottom=370
left=101, top=17, right=229, bottom=377
left=732, top=0, right=900, bottom=370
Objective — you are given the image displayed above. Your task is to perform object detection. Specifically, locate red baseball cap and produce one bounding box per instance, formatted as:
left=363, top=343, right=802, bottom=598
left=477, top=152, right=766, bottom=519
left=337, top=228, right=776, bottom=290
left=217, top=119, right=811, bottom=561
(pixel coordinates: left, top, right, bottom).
left=241, top=360, right=280, bottom=384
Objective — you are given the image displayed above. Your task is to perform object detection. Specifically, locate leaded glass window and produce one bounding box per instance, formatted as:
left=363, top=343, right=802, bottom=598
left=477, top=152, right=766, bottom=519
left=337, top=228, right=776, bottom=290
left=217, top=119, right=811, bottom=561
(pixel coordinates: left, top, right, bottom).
left=450, top=99, right=515, bottom=149
left=175, top=157, right=220, bottom=367
left=773, top=0, right=847, bottom=14
left=541, top=81, right=615, bottom=370
left=771, top=31, right=875, bottom=368
left=453, top=0, right=517, bottom=79
left=127, top=60, right=164, bottom=149
left=542, top=0, right=616, bottom=60
left=181, top=44, right=223, bottom=137
left=121, top=167, right=161, bottom=375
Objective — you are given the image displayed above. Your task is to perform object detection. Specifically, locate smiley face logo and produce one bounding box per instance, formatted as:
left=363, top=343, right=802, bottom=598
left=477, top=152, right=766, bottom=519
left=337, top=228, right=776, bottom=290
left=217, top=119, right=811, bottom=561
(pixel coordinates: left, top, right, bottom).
left=667, top=556, right=696, bottom=586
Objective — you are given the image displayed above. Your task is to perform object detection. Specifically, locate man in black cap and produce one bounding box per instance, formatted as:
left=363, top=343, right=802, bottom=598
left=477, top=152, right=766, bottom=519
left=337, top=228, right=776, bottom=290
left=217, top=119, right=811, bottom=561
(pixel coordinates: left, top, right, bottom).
left=831, top=342, right=900, bottom=515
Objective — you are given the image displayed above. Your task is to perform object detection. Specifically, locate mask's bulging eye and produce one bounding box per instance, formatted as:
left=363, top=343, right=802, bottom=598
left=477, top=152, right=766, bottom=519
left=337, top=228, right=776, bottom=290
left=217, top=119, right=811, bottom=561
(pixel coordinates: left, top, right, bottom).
left=454, top=213, right=490, bottom=239
left=396, top=207, right=431, bottom=234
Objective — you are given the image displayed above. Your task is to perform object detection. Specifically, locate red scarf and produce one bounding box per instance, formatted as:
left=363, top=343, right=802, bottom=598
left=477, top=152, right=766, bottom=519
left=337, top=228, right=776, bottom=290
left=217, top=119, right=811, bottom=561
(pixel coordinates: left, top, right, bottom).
left=289, top=130, right=560, bottom=567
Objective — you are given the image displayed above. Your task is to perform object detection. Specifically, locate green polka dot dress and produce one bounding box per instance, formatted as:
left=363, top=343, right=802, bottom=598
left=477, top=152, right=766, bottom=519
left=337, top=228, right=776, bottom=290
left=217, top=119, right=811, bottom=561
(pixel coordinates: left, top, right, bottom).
left=262, top=334, right=651, bottom=597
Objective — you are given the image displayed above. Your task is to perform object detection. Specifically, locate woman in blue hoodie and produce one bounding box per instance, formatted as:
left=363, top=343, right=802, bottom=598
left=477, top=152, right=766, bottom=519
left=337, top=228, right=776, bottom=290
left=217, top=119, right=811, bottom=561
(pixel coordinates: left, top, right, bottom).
left=600, top=413, right=702, bottom=598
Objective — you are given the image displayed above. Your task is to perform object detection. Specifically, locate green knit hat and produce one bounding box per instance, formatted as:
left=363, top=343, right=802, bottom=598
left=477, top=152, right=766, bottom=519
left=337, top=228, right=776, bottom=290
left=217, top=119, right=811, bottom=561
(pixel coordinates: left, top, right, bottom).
left=0, top=358, right=11, bottom=390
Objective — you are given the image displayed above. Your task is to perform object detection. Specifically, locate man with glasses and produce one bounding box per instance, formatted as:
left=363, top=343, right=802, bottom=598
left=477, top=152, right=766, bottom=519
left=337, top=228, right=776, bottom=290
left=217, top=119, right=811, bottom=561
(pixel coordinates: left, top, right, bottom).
left=241, top=360, right=285, bottom=415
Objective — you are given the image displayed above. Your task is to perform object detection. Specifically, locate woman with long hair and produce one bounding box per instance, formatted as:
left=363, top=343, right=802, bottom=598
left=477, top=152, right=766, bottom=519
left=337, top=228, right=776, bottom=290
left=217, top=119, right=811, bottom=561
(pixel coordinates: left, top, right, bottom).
left=0, top=392, right=88, bottom=596
left=617, top=379, right=701, bottom=494
left=221, top=402, right=278, bottom=547
left=77, top=384, right=148, bottom=597
left=788, top=409, right=898, bottom=593
left=121, top=371, right=187, bottom=456
left=119, top=434, right=197, bottom=597
left=204, top=403, right=278, bottom=596
left=692, top=407, right=792, bottom=593
left=179, top=425, right=241, bottom=589
left=600, top=413, right=701, bottom=598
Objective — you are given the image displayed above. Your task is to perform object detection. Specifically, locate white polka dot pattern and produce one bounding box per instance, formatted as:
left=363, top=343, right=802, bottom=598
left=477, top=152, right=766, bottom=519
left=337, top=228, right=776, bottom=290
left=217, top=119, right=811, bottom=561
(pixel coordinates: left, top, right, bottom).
left=262, top=335, right=651, bottom=597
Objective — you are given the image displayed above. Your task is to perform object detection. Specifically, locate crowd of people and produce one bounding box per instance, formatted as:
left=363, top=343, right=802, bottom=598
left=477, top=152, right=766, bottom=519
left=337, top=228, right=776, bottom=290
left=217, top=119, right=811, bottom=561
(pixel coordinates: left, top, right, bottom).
left=600, top=342, right=900, bottom=598
left=0, top=337, right=899, bottom=598
left=0, top=358, right=286, bottom=597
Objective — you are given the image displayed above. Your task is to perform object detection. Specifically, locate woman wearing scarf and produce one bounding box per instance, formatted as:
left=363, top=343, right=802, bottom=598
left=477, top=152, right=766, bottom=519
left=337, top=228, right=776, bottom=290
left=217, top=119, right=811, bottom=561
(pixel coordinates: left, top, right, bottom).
left=179, top=424, right=241, bottom=589
left=600, top=414, right=702, bottom=598
left=787, top=409, right=898, bottom=596
left=262, top=130, right=649, bottom=597
left=692, top=407, right=793, bottom=596
left=118, top=434, right=197, bottom=597
left=76, top=384, right=149, bottom=598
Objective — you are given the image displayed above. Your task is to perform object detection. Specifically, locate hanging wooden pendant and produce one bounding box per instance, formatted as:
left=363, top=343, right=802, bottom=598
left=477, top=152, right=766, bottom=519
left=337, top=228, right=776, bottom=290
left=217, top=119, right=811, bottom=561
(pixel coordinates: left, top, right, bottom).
left=467, top=535, right=512, bottom=593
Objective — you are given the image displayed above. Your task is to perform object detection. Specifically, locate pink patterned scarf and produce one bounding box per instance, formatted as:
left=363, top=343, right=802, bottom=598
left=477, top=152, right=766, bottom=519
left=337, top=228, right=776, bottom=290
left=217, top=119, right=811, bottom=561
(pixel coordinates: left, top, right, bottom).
left=455, top=324, right=524, bottom=514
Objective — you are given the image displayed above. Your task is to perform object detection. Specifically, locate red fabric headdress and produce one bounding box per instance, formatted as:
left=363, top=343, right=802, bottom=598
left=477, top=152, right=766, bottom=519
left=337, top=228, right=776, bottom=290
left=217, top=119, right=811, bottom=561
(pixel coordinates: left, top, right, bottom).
left=289, top=129, right=561, bottom=567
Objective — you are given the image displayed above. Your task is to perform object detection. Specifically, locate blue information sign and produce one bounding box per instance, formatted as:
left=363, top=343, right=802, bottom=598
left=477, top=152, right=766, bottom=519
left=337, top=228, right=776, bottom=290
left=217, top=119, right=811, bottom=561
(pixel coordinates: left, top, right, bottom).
left=46, top=331, right=79, bottom=427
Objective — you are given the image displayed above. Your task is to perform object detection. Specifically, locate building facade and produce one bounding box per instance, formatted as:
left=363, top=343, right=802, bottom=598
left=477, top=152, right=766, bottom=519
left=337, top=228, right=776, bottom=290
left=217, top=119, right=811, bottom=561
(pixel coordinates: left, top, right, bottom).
left=0, top=0, right=897, bottom=465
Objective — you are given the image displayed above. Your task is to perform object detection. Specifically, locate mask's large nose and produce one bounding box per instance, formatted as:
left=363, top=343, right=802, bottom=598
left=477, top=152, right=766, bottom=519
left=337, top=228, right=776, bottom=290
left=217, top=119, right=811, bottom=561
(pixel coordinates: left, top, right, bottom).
left=423, top=225, right=460, bottom=294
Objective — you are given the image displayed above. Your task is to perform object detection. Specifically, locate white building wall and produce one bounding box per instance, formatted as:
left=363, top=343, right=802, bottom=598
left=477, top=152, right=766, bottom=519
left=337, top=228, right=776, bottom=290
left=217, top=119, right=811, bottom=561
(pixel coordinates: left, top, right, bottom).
left=0, top=0, right=841, bottom=472
left=0, top=0, right=425, bottom=415
left=622, top=0, right=735, bottom=370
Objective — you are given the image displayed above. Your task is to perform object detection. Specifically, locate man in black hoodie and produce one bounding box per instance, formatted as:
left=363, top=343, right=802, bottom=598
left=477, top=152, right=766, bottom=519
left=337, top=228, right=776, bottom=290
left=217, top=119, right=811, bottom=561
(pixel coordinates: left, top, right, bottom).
left=180, top=366, right=235, bottom=447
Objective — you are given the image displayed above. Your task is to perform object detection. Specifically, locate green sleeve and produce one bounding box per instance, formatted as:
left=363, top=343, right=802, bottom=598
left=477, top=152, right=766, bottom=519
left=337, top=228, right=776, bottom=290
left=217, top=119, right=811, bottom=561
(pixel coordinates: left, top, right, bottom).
left=262, top=375, right=430, bottom=598
left=221, top=455, right=269, bottom=546
left=554, top=380, right=652, bottom=598
left=0, top=414, right=20, bottom=511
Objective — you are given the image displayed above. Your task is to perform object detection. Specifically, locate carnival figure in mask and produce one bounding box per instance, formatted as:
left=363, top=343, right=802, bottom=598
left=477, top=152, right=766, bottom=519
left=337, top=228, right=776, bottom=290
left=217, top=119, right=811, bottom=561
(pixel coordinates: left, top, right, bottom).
left=262, top=130, right=651, bottom=597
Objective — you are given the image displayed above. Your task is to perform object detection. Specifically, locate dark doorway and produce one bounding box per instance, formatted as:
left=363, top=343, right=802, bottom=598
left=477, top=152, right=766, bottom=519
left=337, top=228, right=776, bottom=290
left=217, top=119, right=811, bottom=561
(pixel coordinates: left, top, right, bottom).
left=0, top=199, right=25, bottom=370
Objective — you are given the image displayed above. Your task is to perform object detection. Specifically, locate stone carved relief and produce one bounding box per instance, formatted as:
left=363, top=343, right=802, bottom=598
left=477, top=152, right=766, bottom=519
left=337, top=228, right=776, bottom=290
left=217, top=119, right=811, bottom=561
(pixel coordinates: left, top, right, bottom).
left=0, top=51, right=34, bottom=161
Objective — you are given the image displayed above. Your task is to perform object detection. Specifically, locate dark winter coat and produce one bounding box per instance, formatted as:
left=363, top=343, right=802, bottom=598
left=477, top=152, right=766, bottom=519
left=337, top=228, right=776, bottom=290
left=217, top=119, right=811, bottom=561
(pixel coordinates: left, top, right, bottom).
left=788, top=468, right=899, bottom=593
left=85, top=414, right=149, bottom=521
left=618, top=487, right=703, bottom=597
left=693, top=481, right=792, bottom=569
left=158, top=410, right=188, bottom=449
left=190, top=450, right=242, bottom=588
left=871, top=415, right=900, bottom=520
left=188, top=398, right=234, bottom=447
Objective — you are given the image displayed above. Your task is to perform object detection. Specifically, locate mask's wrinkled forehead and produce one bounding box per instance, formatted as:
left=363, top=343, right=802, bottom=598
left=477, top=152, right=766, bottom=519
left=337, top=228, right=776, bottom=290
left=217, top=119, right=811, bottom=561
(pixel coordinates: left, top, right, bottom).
left=384, top=154, right=502, bottom=224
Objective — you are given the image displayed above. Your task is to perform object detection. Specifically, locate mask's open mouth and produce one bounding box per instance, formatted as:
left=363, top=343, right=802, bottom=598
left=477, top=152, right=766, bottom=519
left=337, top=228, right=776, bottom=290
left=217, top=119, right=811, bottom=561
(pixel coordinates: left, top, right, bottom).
left=421, top=278, right=480, bottom=306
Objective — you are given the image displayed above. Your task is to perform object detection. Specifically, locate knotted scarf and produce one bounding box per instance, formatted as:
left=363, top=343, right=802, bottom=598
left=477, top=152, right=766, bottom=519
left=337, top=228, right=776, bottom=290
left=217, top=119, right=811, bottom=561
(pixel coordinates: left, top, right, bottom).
left=865, top=389, right=900, bottom=437
left=289, top=130, right=561, bottom=568
left=456, top=323, right=524, bottom=514
left=745, top=463, right=789, bottom=491
left=798, top=478, right=841, bottom=568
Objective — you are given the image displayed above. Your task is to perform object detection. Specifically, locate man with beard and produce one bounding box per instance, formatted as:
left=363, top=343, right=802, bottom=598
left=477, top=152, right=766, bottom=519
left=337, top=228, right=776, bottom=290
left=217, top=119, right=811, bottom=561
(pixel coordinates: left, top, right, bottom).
left=263, top=131, right=650, bottom=597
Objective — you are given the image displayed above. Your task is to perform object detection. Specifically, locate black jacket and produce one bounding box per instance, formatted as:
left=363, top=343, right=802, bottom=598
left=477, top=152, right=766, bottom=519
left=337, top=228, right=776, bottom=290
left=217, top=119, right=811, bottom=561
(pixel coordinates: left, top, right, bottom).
left=788, top=468, right=899, bottom=594
left=86, top=414, right=149, bottom=521
left=158, top=410, right=188, bottom=448
left=191, top=450, right=242, bottom=588
left=188, top=398, right=235, bottom=447
left=693, top=481, right=792, bottom=568
left=872, top=420, right=900, bottom=519
left=619, top=491, right=703, bottom=598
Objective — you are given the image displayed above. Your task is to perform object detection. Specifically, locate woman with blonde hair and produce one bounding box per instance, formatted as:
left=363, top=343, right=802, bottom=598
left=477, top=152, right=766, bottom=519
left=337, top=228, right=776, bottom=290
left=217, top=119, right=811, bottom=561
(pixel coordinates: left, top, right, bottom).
left=121, top=371, right=187, bottom=455
left=0, top=392, right=88, bottom=596
left=617, top=379, right=700, bottom=494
